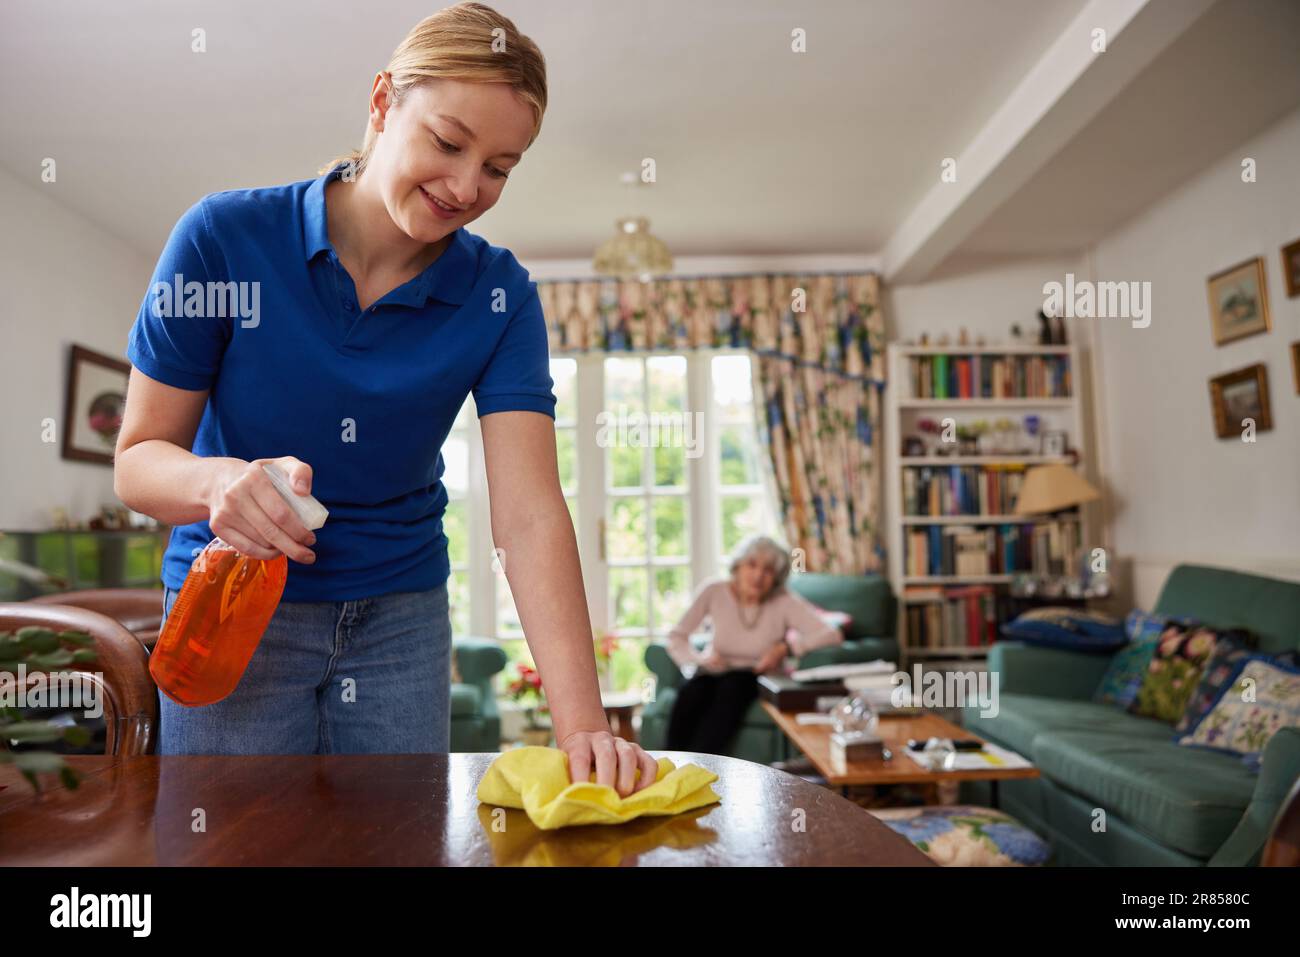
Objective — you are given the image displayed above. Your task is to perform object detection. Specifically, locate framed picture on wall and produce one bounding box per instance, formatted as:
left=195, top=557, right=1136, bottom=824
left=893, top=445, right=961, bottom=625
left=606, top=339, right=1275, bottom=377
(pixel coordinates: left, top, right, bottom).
left=1283, top=238, right=1300, bottom=298
left=1208, top=363, right=1272, bottom=439
left=62, top=344, right=130, bottom=466
left=1206, top=257, right=1270, bottom=345
left=1291, top=342, right=1300, bottom=394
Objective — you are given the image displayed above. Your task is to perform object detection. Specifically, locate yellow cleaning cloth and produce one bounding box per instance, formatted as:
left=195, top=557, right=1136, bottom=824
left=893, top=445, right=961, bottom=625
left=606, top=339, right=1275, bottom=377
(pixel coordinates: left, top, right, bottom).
left=477, top=746, right=721, bottom=830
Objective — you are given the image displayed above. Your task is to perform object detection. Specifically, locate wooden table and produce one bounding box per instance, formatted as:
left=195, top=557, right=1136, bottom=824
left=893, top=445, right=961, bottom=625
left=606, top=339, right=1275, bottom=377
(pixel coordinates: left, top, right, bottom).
left=0, top=752, right=934, bottom=866
left=761, top=702, right=1039, bottom=802
left=600, top=689, right=643, bottom=742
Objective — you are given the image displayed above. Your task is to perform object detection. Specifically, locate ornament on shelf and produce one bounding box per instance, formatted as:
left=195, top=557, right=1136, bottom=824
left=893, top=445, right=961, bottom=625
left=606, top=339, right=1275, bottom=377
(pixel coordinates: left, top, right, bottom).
left=1037, top=309, right=1053, bottom=345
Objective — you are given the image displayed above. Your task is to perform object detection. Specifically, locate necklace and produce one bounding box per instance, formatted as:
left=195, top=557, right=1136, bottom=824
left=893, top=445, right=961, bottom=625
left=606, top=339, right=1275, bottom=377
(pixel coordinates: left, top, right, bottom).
left=730, top=583, right=763, bottom=630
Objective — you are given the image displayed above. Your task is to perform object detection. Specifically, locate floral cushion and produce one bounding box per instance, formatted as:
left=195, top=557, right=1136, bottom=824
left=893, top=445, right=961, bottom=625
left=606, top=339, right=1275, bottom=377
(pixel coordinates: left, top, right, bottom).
left=1177, top=657, right=1300, bottom=758
left=1093, top=635, right=1159, bottom=709
left=999, top=607, right=1126, bottom=652
left=1173, top=631, right=1278, bottom=735
left=1130, top=623, right=1220, bottom=723
left=1125, top=608, right=1196, bottom=643
left=867, top=805, right=1050, bottom=866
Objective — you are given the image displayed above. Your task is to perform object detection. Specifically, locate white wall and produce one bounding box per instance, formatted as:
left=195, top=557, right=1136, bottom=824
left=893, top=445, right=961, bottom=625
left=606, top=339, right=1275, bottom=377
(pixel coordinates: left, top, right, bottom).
left=885, top=253, right=1086, bottom=344
left=1090, top=105, right=1300, bottom=605
left=0, top=164, right=153, bottom=529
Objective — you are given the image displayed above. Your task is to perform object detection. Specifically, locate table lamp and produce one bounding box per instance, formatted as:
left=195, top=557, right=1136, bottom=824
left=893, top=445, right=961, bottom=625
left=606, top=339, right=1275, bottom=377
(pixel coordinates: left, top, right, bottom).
left=1013, top=464, right=1100, bottom=515
left=1013, top=464, right=1103, bottom=595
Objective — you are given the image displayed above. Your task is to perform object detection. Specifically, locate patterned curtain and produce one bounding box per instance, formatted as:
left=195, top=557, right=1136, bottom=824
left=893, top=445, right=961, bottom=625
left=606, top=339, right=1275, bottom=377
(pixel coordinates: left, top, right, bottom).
left=535, top=272, right=886, bottom=575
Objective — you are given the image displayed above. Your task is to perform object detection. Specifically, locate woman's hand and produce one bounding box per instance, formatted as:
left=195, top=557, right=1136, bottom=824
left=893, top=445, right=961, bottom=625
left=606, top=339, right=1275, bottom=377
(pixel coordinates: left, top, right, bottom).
left=558, top=728, right=662, bottom=797
left=697, top=650, right=727, bottom=673
left=205, top=455, right=318, bottom=563
left=752, top=640, right=790, bottom=675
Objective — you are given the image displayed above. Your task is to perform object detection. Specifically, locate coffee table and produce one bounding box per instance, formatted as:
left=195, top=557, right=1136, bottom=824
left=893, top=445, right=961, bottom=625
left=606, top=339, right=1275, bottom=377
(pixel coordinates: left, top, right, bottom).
left=759, top=701, right=1038, bottom=806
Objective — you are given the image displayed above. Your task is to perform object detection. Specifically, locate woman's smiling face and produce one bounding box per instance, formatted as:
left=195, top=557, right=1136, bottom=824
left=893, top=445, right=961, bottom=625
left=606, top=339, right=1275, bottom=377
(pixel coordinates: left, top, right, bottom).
left=367, top=75, right=535, bottom=243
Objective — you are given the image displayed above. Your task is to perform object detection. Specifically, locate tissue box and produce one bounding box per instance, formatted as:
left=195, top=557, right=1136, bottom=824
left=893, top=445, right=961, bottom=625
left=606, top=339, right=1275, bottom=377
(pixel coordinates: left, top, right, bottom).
left=829, top=731, right=886, bottom=773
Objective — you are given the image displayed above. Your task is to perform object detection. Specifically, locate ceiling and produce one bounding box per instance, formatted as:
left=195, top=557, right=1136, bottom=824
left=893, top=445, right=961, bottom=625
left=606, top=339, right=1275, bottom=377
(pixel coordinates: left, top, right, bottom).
left=1, top=0, right=1295, bottom=280
left=954, top=0, right=1300, bottom=263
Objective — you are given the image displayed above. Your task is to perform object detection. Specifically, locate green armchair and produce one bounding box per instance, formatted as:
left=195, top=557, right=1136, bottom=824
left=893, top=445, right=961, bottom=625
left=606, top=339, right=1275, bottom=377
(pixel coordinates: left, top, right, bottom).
left=450, top=637, right=508, bottom=752
left=640, top=573, right=898, bottom=764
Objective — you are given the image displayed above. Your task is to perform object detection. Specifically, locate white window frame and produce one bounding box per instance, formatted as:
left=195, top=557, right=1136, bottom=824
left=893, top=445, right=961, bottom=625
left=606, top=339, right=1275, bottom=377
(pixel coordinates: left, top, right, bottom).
left=453, top=347, right=776, bottom=643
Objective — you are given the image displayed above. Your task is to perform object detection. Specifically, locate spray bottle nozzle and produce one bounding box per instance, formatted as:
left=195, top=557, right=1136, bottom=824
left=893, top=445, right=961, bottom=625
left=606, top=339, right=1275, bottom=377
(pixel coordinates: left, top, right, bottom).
left=261, top=463, right=329, bottom=531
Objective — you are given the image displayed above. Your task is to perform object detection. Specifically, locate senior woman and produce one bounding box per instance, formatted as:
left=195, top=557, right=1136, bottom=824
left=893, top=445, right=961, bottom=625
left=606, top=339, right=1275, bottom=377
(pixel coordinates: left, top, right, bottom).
left=664, top=535, right=844, bottom=754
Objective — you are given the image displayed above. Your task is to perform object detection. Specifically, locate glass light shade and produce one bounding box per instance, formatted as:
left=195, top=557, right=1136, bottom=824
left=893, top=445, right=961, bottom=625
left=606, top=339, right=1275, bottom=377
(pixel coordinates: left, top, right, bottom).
left=593, top=216, right=673, bottom=280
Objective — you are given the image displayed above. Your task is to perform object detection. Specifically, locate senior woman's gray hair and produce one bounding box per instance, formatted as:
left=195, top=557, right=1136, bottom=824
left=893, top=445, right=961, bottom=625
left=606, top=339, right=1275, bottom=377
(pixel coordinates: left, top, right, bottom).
left=727, top=534, right=793, bottom=592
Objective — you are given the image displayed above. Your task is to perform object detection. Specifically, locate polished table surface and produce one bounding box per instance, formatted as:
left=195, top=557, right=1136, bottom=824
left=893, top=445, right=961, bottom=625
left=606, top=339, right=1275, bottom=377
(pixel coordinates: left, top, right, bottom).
left=0, top=752, right=934, bottom=866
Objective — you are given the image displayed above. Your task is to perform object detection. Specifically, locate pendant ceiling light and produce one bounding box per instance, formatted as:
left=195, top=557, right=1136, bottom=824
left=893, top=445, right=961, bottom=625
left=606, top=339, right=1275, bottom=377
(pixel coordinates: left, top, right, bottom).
left=592, top=173, right=673, bottom=281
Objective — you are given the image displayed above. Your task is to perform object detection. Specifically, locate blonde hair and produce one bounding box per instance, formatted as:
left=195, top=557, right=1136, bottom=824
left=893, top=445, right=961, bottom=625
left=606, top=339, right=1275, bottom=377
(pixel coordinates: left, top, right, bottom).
left=319, top=2, right=547, bottom=179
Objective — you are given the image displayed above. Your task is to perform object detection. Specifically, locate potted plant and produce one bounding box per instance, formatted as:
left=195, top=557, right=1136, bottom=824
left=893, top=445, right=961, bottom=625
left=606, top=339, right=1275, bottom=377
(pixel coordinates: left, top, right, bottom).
left=506, top=662, right=551, bottom=746
left=593, top=629, right=620, bottom=692
left=917, top=417, right=942, bottom=455
left=1, top=625, right=97, bottom=792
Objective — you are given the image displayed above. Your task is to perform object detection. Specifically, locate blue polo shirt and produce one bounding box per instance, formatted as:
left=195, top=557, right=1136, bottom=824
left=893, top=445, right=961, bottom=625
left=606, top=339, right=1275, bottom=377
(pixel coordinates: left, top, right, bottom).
left=126, top=163, right=556, bottom=601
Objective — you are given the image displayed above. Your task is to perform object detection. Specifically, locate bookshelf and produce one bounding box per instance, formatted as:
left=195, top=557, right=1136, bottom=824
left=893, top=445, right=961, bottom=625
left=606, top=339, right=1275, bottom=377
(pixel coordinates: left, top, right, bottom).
left=884, top=341, right=1089, bottom=665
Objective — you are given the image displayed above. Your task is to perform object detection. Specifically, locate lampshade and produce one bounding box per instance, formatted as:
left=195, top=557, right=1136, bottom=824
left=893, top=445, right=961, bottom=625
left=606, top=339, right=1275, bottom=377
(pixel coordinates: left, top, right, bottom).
left=593, top=216, right=673, bottom=280
left=1013, top=464, right=1100, bottom=515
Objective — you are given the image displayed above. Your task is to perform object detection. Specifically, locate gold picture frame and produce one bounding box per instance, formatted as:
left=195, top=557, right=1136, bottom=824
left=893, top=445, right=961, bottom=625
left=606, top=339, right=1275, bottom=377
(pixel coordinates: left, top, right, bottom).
left=1208, top=363, right=1271, bottom=439
left=1291, top=341, right=1300, bottom=394
left=1283, top=238, right=1300, bottom=299
left=1207, top=257, right=1270, bottom=345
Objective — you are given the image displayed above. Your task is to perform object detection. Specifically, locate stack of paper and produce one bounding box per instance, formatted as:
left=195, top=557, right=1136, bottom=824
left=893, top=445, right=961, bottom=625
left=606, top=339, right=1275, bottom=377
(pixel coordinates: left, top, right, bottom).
left=903, top=742, right=1032, bottom=772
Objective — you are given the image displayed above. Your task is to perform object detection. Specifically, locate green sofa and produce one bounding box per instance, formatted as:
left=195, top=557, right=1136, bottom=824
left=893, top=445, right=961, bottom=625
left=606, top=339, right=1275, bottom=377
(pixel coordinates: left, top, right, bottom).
left=640, top=573, right=897, bottom=764
left=962, top=564, right=1300, bottom=866
left=450, top=637, right=508, bottom=752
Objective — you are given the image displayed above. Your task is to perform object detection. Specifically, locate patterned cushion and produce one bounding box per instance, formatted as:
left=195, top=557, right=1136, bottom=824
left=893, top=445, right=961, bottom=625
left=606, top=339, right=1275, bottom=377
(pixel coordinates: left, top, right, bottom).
left=1173, top=631, right=1278, bottom=735
left=1125, top=608, right=1195, bottom=643
left=1177, top=657, right=1300, bottom=758
left=867, top=805, right=1050, bottom=866
left=1093, top=635, right=1159, bottom=708
left=1131, top=623, right=1220, bottom=723
left=999, top=607, right=1126, bottom=652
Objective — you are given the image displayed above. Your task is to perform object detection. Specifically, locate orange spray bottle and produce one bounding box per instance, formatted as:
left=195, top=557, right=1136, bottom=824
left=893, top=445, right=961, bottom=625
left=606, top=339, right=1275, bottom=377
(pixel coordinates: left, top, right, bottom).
left=150, top=463, right=328, bottom=706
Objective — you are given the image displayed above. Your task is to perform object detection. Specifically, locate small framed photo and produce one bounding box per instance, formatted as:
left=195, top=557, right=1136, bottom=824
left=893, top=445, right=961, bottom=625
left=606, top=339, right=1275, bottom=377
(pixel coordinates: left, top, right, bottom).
left=1043, top=430, right=1068, bottom=457
left=1208, top=364, right=1272, bottom=439
left=62, top=344, right=130, bottom=466
left=1207, top=257, right=1270, bottom=345
left=1291, top=342, right=1300, bottom=394
left=1282, top=238, right=1300, bottom=299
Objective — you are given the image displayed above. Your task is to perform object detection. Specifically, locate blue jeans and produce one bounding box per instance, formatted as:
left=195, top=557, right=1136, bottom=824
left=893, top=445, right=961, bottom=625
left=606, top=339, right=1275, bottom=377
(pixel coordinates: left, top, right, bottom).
left=156, top=581, right=452, bottom=755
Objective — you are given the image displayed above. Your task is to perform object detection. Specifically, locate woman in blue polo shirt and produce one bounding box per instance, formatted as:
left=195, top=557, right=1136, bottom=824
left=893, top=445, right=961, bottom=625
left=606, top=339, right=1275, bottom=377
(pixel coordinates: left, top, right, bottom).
left=114, top=3, right=659, bottom=796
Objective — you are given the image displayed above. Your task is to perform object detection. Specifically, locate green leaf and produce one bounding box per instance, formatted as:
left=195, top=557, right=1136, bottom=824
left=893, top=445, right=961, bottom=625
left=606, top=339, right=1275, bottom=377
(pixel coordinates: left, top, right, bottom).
left=0, top=721, right=66, bottom=743
left=10, top=751, right=66, bottom=774
left=63, top=725, right=91, bottom=747
left=26, top=650, right=74, bottom=668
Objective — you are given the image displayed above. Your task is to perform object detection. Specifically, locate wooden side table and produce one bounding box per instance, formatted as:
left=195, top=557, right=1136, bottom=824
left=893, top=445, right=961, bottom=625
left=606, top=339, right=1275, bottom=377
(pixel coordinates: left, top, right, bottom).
left=600, top=689, right=643, bottom=742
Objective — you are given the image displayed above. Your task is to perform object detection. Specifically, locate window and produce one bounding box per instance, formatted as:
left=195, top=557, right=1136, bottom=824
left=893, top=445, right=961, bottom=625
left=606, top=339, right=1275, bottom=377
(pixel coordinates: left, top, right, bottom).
left=449, top=350, right=778, bottom=693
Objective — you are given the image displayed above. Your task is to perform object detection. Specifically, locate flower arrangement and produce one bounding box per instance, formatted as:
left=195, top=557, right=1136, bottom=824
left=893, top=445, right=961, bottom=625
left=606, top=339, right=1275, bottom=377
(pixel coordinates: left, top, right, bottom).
left=593, top=629, right=620, bottom=691
left=506, top=662, right=549, bottom=731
